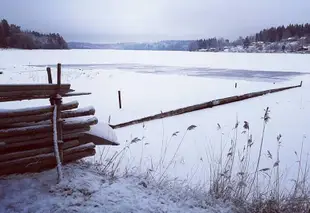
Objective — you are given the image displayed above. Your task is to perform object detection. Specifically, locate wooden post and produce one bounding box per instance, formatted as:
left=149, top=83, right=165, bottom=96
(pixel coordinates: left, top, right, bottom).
left=235, top=83, right=238, bottom=88
left=47, top=67, right=53, bottom=105
left=46, top=67, right=53, bottom=84
left=57, top=63, right=61, bottom=87
left=47, top=64, right=63, bottom=182
left=118, top=90, right=122, bottom=109
left=56, top=64, right=64, bottom=164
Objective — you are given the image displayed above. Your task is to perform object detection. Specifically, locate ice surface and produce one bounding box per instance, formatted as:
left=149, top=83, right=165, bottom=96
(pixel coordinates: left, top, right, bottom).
left=0, top=49, right=309, bottom=190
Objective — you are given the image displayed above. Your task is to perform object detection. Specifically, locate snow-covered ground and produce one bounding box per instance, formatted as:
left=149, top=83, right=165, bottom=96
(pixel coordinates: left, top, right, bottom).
left=0, top=162, right=232, bottom=213
left=1, top=49, right=310, bottom=191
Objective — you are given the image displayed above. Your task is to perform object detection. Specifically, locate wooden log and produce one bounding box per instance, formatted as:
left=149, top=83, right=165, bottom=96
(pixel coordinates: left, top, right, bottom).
left=0, top=129, right=90, bottom=154
left=79, top=132, right=119, bottom=146
left=0, top=101, right=79, bottom=118
left=63, top=149, right=96, bottom=163
left=0, top=124, right=52, bottom=138
left=63, top=116, right=98, bottom=130
left=63, top=140, right=80, bottom=149
left=0, top=116, right=97, bottom=138
left=0, top=152, right=55, bottom=170
left=0, top=92, right=91, bottom=102
left=0, top=136, right=84, bottom=154
left=0, top=89, right=71, bottom=97
left=62, top=127, right=90, bottom=139
left=62, top=92, right=92, bottom=97
left=0, top=107, right=95, bottom=128
left=110, top=84, right=301, bottom=129
left=0, top=145, right=95, bottom=172
left=0, top=140, right=79, bottom=162
left=61, top=106, right=95, bottom=118
left=0, top=127, right=89, bottom=144
left=0, top=149, right=95, bottom=176
left=63, top=142, right=95, bottom=155
left=0, top=84, right=70, bottom=92
left=0, top=112, right=53, bottom=126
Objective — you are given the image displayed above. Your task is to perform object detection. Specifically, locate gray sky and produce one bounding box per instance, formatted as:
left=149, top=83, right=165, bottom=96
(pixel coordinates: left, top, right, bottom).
left=1, top=0, right=310, bottom=43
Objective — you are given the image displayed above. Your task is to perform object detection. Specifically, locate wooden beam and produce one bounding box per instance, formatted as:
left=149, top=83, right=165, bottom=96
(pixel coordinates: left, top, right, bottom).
left=0, top=134, right=88, bottom=154
left=0, top=146, right=95, bottom=172
left=79, top=132, right=119, bottom=146
left=62, top=92, right=92, bottom=97
left=110, top=84, right=302, bottom=129
left=0, top=93, right=91, bottom=102
left=0, top=112, right=53, bottom=126
left=0, top=101, right=79, bottom=118
left=0, top=124, right=52, bottom=138
left=0, top=117, right=96, bottom=138
left=0, top=84, right=71, bottom=92
left=63, top=116, right=98, bottom=130
left=0, top=127, right=89, bottom=144
left=61, top=106, right=95, bottom=118
left=63, top=149, right=96, bottom=163
left=0, top=149, right=96, bottom=176
left=0, top=107, right=95, bottom=128
left=0, top=90, right=71, bottom=97
left=63, top=142, right=95, bottom=155
left=0, top=140, right=79, bottom=162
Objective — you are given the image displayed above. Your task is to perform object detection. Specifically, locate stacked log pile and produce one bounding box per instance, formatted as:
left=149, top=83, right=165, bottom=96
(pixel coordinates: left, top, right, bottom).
left=0, top=64, right=118, bottom=178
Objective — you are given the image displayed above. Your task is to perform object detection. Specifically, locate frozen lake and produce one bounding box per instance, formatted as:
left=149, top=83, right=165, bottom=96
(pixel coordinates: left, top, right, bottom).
left=1, top=49, right=310, bottom=189
left=32, top=63, right=307, bottom=82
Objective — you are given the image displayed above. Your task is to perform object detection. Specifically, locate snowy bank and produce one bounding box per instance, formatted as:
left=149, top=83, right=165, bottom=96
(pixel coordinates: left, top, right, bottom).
left=0, top=162, right=232, bottom=213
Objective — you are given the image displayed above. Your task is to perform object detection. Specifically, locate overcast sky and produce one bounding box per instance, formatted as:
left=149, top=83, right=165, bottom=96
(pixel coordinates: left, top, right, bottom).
left=1, top=0, right=310, bottom=43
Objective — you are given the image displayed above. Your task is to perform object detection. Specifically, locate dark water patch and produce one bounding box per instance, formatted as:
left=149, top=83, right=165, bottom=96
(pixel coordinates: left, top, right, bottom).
left=29, top=63, right=308, bottom=82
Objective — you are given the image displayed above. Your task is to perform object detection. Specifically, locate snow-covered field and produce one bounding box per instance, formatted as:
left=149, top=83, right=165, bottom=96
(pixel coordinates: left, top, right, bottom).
left=1, top=49, right=310, bottom=190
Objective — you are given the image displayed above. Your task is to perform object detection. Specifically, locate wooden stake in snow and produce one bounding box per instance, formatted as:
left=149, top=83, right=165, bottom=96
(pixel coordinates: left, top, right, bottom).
left=48, top=63, right=64, bottom=183
left=56, top=63, right=64, bottom=168
left=118, top=90, right=122, bottom=109
left=53, top=104, right=63, bottom=182
left=46, top=67, right=53, bottom=84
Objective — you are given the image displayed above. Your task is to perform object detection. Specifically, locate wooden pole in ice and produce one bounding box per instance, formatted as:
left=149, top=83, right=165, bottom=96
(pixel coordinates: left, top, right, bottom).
left=118, top=90, right=122, bottom=109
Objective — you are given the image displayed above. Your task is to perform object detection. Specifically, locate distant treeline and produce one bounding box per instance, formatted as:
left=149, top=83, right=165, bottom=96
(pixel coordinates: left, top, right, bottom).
left=190, top=23, right=310, bottom=51
left=0, top=19, right=68, bottom=49
left=254, top=23, right=310, bottom=42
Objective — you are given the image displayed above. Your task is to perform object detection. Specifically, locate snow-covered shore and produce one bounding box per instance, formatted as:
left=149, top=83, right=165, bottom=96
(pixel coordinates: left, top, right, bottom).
left=0, top=162, right=232, bottom=213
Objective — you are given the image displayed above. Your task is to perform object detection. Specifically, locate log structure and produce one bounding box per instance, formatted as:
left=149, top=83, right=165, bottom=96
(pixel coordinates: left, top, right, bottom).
left=0, top=64, right=119, bottom=178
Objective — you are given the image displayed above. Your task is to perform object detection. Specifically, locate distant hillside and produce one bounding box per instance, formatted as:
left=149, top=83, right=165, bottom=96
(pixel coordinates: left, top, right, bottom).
left=68, top=42, right=111, bottom=49
left=0, top=19, right=68, bottom=49
left=68, top=40, right=193, bottom=51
